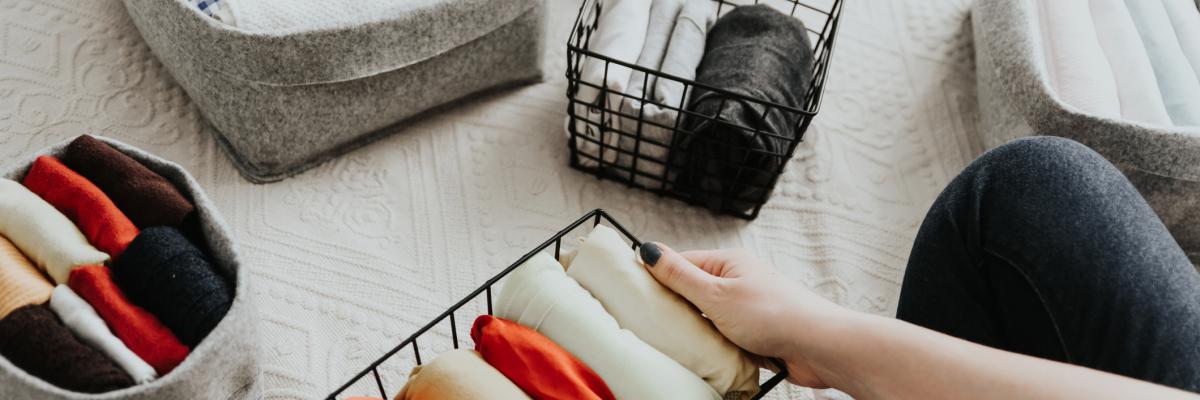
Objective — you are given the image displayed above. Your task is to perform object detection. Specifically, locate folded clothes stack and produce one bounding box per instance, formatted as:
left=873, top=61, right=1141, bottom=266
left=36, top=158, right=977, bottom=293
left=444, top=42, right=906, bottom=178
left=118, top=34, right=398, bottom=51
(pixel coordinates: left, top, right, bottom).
left=352, top=225, right=759, bottom=400
left=0, top=134, right=234, bottom=393
left=1039, top=0, right=1200, bottom=126
left=569, top=0, right=814, bottom=212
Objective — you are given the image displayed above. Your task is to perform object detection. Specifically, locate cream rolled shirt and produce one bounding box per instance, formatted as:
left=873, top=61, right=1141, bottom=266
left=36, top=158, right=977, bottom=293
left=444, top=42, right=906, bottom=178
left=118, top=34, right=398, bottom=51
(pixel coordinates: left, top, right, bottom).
left=396, top=349, right=530, bottom=400
left=49, top=285, right=158, bottom=384
left=566, top=225, right=760, bottom=398
left=0, top=179, right=108, bottom=284
left=497, top=252, right=720, bottom=400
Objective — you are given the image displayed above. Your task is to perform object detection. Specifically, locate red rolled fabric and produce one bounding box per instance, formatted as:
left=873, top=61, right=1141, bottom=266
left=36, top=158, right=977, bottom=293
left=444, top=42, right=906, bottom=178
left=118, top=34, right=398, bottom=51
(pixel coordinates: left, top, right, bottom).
left=22, top=156, right=139, bottom=260
left=471, top=315, right=615, bottom=400
left=67, top=265, right=188, bottom=375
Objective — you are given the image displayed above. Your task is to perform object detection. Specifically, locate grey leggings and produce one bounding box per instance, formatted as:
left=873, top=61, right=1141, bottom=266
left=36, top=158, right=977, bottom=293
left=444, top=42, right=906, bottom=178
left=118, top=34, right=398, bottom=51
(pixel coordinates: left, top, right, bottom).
left=897, top=137, right=1200, bottom=392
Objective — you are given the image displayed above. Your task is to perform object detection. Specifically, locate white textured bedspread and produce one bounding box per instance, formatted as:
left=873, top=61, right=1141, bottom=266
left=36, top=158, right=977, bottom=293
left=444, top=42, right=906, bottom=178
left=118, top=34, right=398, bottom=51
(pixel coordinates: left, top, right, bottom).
left=0, top=0, right=980, bottom=398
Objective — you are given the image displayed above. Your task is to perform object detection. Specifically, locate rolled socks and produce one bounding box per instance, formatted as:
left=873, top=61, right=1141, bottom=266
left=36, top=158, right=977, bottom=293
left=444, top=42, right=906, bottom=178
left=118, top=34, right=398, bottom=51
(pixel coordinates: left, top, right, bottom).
left=22, top=155, right=139, bottom=260
left=113, top=227, right=232, bottom=347
left=0, top=235, right=53, bottom=320
left=0, top=179, right=108, bottom=284
left=68, top=265, right=188, bottom=375
left=59, top=135, right=195, bottom=229
left=472, top=315, right=615, bottom=400
left=49, top=285, right=158, bottom=384
left=0, top=304, right=134, bottom=393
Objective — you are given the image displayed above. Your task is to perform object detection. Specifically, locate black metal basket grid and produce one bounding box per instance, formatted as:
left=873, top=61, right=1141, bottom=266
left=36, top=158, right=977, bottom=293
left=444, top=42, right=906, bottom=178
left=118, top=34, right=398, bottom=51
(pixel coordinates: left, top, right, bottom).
left=326, top=209, right=788, bottom=399
left=566, top=0, right=843, bottom=219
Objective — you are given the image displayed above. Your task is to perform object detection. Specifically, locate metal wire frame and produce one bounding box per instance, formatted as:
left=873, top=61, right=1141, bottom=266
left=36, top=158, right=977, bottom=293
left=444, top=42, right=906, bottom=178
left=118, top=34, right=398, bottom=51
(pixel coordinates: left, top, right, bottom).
left=325, top=209, right=790, bottom=399
left=565, top=0, right=844, bottom=219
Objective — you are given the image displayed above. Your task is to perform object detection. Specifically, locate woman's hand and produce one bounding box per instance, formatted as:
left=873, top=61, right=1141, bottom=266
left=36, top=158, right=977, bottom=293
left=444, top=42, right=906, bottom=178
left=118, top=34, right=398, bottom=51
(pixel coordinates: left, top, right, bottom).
left=637, top=242, right=850, bottom=388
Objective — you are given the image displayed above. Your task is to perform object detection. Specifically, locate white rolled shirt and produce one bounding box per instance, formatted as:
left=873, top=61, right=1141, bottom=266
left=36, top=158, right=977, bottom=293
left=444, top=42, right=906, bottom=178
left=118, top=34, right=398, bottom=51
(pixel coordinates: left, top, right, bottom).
left=49, top=285, right=158, bottom=384
left=0, top=179, right=108, bottom=284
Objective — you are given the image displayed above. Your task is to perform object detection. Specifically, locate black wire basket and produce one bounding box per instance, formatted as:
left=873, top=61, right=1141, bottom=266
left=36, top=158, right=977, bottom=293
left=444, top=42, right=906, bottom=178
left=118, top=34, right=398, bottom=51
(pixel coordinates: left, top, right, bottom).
left=566, top=0, right=843, bottom=219
left=326, top=209, right=788, bottom=399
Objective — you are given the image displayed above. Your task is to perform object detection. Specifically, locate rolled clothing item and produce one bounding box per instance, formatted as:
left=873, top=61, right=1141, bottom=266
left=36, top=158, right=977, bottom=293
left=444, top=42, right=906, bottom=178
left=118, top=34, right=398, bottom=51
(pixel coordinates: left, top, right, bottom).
left=566, top=225, right=759, bottom=398
left=0, top=304, right=134, bottom=393
left=1035, top=0, right=1121, bottom=118
left=23, top=155, right=140, bottom=260
left=60, top=134, right=195, bottom=229
left=617, top=0, right=718, bottom=188
left=624, top=0, right=685, bottom=104
left=1125, top=0, right=1200, bottom=125
left=472, top=315, right=615, bottom=400
left=49, top=285, right=158, bottom=384
left=569, top=0, right=653, bottom=168
left=395, top=349, right=530, bottom=400
left=67, top=265, right=189, bottom=375
left=677, top=4, right=813, bottom=213
left=1163, top=0, right=1200, bottom=81
left=113, top=227, right=232, bottom=348
left=0, top=235, right=53, bottom=320
left=1089, top=0, right=1173, bottom=125
left=496, top=252, right=720, bottom=400
left=0, top=179, right=109, bottom=284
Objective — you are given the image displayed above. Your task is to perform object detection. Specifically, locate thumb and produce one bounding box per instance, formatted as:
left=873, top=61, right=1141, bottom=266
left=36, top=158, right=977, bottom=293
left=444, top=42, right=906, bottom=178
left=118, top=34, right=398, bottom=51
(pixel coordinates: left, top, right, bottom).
left=639, top=242, right=719, bottom=308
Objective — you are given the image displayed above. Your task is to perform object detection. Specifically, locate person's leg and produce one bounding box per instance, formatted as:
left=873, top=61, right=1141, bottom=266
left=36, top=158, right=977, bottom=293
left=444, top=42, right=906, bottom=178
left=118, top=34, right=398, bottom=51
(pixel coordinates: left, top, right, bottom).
left=896, top=136, right=1200, bottom=392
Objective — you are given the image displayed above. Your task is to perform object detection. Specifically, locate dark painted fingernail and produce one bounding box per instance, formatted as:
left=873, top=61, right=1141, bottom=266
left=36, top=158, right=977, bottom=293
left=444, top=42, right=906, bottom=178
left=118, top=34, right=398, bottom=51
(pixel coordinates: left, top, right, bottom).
left=639, top=242, right=662, bottom=267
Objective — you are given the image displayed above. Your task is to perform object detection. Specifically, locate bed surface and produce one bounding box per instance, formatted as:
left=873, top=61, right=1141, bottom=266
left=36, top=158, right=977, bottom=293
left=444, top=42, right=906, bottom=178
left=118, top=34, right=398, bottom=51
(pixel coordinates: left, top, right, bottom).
left=0, top=0, right=981, bottom=398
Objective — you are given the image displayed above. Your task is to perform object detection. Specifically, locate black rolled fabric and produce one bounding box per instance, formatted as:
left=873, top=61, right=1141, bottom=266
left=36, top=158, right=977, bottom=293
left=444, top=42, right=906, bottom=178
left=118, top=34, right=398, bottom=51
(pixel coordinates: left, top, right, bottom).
left=0, top=304, right=134, bottom=393
left=675, top=4, right=814, bottom=212
left=113, top=227, right=232, bottom=348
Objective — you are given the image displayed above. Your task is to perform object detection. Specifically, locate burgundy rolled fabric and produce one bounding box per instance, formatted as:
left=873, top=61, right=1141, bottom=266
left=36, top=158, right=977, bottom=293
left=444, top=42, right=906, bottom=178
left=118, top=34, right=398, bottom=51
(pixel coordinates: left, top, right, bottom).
left=59, top=135, right=194, bottom=229
left=0, top=304, right=134, bottom=393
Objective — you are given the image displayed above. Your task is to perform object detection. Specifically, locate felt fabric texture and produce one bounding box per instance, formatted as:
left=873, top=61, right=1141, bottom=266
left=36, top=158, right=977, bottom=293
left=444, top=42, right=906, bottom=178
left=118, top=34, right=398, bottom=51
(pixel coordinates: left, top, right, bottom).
left=49, top=285, right=158, bottom=384
left=1164, top=0, right=1200, bottom=81
left=566, top=225, right=759, bottom=398
left=974, top=0, right=1200, bottom=265
left=67, top=265, right=189, bottom=376
left=22, top=155, right=140, bottom=260
left=0, top=235, right=53, bottom=320
left=0, top=179, right=109, bottom=285
left=123, top=0, right=544, bottom=182
left=570, top=0, right=653, bottom=169
left=1124, top=0, right=1200, bottom=126
left=60, top=135, right=194, bottom=229
left=1, top=135, right=258, bottom=399
left=677, top=4, right=813, bottom=213
left=471, top=315, right=615, bottom=400
left=496, top=252, right=720, bottom=400
left=113, top=227, right=233, bottom=348
left=0, top=304, right=134, bottom=393
left=395, top=349, right=529, bottom=400
left=1034, top=0, right=1120, bottom=118
left=616, top=0, right=718, bottom=188
left=1089, top=0, right=1172, bottom=125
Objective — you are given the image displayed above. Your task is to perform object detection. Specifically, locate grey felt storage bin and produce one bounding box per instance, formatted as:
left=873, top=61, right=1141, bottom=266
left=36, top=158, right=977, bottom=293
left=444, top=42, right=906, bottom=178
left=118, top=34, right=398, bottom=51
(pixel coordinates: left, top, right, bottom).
left=0, top=135, right=259, bottom=400
left=121, top=0, right=546, bottom=182
left=974, top=0, right=1200, bottom=263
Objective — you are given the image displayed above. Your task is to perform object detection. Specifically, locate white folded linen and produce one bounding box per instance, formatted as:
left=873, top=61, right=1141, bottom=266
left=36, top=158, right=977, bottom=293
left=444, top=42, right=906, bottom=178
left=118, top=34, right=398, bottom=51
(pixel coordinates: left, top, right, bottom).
left=496, top=252, right=721, bottom=400
left=1089, top=0, right=1172, bottom=125
left=49, top=285, right=158, bottom=384
left=0, top=179, right=108, bottom=284
left=566, top=225, right=760, bottom=398
left=571, top=0, right=654, bottom=168
left=1163, top=0, right=1200, bottom=81
left=1125, top=0, right=1200, bottom=125
left=1036, top=0, right=1121, bottom=118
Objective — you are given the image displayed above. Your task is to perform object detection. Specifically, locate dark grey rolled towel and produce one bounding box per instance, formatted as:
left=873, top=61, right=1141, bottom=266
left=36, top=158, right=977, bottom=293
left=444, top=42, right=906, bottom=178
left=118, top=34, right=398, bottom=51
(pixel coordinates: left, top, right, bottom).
left=112, top=227, right=232, bottom=348
left=675, top=4, right=814, bottom=213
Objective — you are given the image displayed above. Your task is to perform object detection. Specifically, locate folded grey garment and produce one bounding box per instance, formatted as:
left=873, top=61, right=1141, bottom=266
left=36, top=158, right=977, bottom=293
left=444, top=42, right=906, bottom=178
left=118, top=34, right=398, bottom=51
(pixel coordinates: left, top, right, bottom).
left=614, top=0, right=717, bottom=187
left=676, top=4, right=813, bottom=213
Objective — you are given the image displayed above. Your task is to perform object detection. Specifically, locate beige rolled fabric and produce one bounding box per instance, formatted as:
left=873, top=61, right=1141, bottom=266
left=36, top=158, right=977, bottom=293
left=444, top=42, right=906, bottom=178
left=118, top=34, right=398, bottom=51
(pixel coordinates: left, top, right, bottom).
left=0, top=179, right=108, bottom=284
left=566, top=225, right=760, bottom=398
left=497, top=252, right=720, bottom=400
left=395, top=349, right=528, bottom=400
left=0, top=234, right=53, bottom=319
